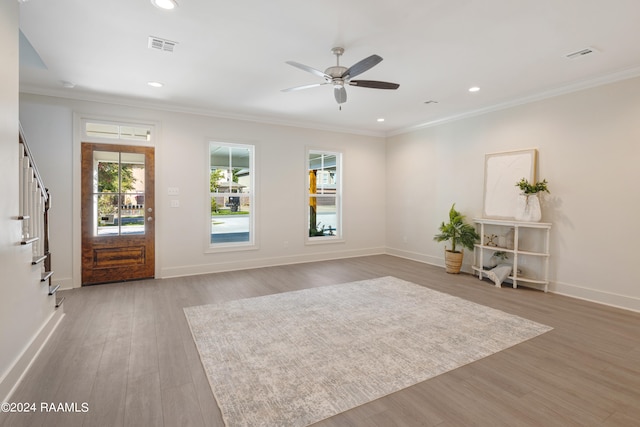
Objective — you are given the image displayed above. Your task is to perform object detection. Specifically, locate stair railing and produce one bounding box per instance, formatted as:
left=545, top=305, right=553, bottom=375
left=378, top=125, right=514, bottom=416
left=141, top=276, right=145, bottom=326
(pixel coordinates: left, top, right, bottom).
left=18, top=124, right=61, bottom=306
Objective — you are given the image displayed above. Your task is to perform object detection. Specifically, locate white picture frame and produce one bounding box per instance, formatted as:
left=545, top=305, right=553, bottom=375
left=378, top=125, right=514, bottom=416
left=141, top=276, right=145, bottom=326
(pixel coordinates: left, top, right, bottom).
left=483, top=148, right=537, bottom=219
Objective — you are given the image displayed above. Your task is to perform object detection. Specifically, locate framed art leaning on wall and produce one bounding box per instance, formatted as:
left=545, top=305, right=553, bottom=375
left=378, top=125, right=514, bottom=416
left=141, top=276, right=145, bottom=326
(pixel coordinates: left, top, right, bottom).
left=483, top=148, right=537, bottom=219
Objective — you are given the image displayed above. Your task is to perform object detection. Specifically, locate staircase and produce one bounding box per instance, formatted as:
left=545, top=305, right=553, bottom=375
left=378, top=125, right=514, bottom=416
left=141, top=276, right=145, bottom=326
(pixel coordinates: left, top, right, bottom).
left=18, top=125, right=63, bottom=308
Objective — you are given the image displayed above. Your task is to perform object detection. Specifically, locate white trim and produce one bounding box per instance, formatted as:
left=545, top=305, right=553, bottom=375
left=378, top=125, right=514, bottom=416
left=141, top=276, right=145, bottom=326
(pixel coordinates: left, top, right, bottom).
left=386, top=247, right=640, bottom=314
left=72, top=112, right=161, bottom=287
left=306, top=148, right=343, bottom=243
left=20, top=86, right=385, bottom=138
left=0, top=308, right=65, bottom=402
left=160, top=247, right=385, bottom=278
left=207, top=140, right=256, bottom=251
left=21, top=65, right=640, bottom=138
left=387, top=65, right=640, bottom=137
left=551, top=280, right=640, bottom=314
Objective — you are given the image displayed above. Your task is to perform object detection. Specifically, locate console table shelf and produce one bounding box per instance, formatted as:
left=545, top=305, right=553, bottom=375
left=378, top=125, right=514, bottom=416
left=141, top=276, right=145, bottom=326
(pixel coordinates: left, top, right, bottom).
left=472, top=218, right=551, bottom=292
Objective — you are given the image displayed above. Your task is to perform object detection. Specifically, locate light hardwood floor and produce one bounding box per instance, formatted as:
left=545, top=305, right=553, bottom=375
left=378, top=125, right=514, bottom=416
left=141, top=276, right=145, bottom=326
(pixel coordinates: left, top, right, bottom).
left=2, top=255, right=639, bottom=426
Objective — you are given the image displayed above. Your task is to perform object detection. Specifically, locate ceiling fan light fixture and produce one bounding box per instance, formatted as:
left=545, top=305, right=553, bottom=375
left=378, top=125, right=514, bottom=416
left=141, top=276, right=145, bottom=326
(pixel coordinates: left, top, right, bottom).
left=151, top=0, right=178, bottom=10
left=283, top=47, right=399, bottom=106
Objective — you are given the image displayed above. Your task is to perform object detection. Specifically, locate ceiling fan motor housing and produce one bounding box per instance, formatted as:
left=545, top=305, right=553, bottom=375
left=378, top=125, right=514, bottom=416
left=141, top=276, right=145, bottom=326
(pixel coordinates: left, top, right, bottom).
left=325, top=66, right=348, bottom=79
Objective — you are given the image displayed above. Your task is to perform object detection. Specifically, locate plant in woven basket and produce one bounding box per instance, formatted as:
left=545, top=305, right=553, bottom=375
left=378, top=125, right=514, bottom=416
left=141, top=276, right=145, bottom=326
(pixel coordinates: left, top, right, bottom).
left=434, top=204, right=480, bottom=274
left=434, top=204, right=480, bottom=253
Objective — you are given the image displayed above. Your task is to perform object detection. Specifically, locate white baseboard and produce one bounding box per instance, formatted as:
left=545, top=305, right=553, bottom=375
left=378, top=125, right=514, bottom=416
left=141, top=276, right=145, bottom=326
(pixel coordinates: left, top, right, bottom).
left=384, top=247, right=475, bottom=274
left=159, top=247, right=386, bottom=279
left=387, top=248, right=640, bottom=313
left=0, top=306, right=65, bottom=402
left=52, top=276, right=74, bottom=291
left=385, top=247, right=441, bottom=267
left=551, top=280, right=640, bottom=313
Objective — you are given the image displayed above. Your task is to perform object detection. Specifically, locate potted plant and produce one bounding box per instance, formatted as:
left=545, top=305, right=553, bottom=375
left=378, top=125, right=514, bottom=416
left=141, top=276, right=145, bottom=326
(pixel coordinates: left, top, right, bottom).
left=514, top=178, right=549, bottom=222
left=434, top=204, right=480, bottom=274
left=488, top=250, right=509, bottom=268
left=516, top=178, right=549, bottom=194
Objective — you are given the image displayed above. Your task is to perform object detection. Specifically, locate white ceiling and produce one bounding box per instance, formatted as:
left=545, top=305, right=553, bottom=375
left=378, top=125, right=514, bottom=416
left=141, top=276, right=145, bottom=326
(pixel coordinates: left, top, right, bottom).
left=18, top=0, right=640, bottom=136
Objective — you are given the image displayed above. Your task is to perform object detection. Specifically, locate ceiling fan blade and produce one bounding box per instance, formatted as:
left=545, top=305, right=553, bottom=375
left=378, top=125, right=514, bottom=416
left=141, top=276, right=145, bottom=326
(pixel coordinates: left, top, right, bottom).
left=285, top=61, right=330, bottom=79
left=281, top=82, right=327, bottom=92
left=341, top=54, right=383, bottom=79
left=349, top=80, right=400, bottom=90
left=334, top=86, right=347, bottom=104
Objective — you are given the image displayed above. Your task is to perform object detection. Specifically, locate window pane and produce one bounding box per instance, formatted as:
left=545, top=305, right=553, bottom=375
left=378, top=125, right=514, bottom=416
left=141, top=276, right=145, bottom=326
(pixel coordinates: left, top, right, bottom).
left=120, top=153, right=145, bottom=234
left=96, top=194, right=119, bottom=236
left=86, top=123, right=119, bottom=139
left=309, top=196, right=338, bottom=237
left=209, top=142, right=254, bottom=247
left=119, top=126, right=150, bottom=141
left=308, top=150, right=341, bottom=239
left=95, top=151, right=120, bottom=193
left=86, top=122, right=152, bottom=142
left=93, top=151, right=146, bottom=237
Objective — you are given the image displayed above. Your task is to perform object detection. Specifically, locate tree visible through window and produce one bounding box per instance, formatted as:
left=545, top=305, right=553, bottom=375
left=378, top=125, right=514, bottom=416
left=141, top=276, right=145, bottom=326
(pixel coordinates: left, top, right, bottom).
left=93, top=151, right=145, bottom=236
left=209, top=142, right=254, bottom=247
left=308, top=150, right=341, bottom=240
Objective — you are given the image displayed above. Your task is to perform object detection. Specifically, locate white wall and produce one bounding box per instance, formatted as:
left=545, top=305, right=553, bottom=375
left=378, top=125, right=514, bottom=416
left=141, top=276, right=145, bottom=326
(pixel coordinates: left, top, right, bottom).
left=18, top=69, right=640, bottom=313
left=0, top=1, right=58, bottom=400
left=19, top=103, right=74, bottom=288
left=386, top=76, right=640, bottom=312
left=19, top=94, right=387, bottom=286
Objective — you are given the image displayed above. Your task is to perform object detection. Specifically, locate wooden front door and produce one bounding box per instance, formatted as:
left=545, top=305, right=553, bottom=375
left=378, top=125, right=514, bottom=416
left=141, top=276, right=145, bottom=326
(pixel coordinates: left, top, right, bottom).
left=81, top=143, right=155, bottom=285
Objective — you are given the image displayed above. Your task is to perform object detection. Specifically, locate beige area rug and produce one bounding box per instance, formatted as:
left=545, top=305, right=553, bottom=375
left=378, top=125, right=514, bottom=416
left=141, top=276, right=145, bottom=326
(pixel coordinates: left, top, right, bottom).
left=184, top=276, right=552, bottom=427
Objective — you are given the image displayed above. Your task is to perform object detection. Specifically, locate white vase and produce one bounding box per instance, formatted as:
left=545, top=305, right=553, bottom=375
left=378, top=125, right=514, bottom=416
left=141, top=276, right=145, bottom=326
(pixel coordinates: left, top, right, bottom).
left=515, top=193, right=541, bottom=222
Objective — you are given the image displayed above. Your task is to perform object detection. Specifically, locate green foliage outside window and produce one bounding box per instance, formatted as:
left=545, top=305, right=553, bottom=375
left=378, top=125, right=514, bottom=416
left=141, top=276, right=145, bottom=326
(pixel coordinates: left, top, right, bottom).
left=97, top=162, right=137, bottom=215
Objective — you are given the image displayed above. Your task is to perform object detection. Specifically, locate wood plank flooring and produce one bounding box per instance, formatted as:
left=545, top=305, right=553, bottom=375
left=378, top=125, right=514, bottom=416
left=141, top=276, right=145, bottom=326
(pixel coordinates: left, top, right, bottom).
left=2, top=255, right=639, bottom=426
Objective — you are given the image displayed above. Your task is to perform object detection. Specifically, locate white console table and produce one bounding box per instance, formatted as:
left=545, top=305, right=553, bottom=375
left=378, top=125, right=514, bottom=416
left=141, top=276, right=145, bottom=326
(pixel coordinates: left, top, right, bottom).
left=472, top=218, right=551, bottom=292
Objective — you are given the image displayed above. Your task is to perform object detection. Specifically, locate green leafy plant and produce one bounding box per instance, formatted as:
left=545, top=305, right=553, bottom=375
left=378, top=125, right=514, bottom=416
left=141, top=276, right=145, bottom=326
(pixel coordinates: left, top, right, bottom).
left=309, top=222, right=325, bottom=237
left=493, top=251, right=508, bottom=261
left=434, top=204, right=480, bottom=253
left=516, top=178, right=550, bottom=194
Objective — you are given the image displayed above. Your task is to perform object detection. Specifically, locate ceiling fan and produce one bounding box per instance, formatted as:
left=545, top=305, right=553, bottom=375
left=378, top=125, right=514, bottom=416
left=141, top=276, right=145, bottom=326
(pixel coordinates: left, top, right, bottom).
left=282, top=47, right=400, bottom=106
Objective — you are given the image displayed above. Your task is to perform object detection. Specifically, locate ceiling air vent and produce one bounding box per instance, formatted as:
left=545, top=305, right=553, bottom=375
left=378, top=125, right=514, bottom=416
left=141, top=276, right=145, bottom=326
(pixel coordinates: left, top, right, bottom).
left=148, top=36, right=177, bottom=53
left=565, top=47, right=598, bottom=59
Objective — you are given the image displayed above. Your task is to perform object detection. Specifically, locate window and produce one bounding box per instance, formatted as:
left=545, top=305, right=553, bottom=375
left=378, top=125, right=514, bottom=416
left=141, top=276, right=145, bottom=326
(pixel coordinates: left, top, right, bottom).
left=85, top=121, right=151, bottom=142
left=308, top=150, right=341, bottom=241
left=93, top=150, right=146, bottom=236
left=209, top=142, right=254, bottom=248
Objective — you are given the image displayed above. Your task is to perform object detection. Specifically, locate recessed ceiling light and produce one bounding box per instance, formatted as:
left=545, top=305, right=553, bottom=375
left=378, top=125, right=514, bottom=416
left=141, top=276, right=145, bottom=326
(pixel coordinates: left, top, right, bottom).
left=61, top=81, right=75, bottom=89
left=377, top=118, right=385, bottom=122
left=468, top=86, right=480, bottom=93
left=151, top=0, right=178, bottom=10
left=147, top=81, right=163, bottom=88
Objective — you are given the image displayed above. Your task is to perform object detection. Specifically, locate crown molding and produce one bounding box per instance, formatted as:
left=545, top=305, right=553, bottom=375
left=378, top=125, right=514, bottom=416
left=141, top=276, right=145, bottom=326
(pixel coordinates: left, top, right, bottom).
left=18, top=86, right=387, bottom=139
left=387, top=65, right=640, bottom=137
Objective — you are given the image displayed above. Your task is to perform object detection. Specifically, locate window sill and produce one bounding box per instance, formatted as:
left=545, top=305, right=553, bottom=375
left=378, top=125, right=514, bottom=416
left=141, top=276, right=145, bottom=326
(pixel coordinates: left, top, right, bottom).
left=205, top=242, right=259, bottom=254
left=305, top=237, right=345, bottom=246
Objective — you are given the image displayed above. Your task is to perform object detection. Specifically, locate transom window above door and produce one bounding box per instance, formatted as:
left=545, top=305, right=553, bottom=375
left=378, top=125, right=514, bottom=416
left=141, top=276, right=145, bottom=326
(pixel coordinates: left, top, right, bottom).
left=84, top=120, right=152, bottom=142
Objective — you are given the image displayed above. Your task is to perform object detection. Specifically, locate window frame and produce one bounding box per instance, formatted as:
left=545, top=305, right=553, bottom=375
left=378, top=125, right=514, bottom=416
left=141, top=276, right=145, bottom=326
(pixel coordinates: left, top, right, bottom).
left=83, top=119, right=153, bottom=143
left=206, top=140, right=256, bottom=252
left=306, top=148, right=343, bottom=244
